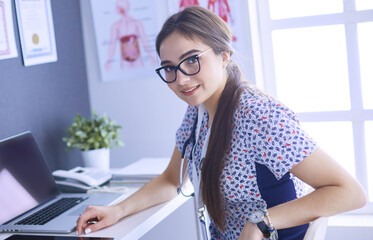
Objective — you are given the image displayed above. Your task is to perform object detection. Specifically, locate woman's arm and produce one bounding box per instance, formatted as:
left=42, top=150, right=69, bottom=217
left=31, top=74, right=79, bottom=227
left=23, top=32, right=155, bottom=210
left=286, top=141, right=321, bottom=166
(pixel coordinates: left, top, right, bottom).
left=240, top=147, right=367, bottom=240
left=240, top=148, right=367, bottom=239
left=76, top=146, right=183, bottom=235
left=267, top=147, right=367, bottom=229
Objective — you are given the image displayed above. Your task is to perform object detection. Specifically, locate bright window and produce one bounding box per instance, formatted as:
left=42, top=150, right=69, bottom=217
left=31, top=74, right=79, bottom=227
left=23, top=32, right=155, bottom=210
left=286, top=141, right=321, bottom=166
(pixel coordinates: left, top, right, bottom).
left=366, top=121, right=373, bottom=200
left=252, top=0, right=373, bottom=204
left=356, top=0, right=373, bottom=10
left=357, top=22, right=373, bottom=109
left=272, top=25, right=350, bottom=112
left=268, top=0, right=343, bottom=19
left=301, top=122, right=355, bottom=177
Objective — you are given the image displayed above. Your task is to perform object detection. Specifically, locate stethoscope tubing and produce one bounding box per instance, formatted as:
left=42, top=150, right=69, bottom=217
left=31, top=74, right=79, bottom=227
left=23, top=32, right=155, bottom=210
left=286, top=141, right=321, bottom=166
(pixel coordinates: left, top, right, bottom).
left=178, top=106, right=211, bottom=240
left=178, top=114, right=198, bottom=197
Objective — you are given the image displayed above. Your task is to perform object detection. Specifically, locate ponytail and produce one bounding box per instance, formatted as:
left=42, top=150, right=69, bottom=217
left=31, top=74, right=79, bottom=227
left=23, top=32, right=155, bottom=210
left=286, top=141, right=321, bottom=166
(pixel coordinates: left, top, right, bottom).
left=201, top=61, right=246, bottom=231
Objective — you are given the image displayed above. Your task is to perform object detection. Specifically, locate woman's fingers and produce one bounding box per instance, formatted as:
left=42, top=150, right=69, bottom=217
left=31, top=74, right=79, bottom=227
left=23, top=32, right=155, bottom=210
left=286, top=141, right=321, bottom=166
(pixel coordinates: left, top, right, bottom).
left=76, top=206, right=103, bottom=235
left=83, top=218, right=109, bottom=234
left=76, top=205, right=121, bottom=236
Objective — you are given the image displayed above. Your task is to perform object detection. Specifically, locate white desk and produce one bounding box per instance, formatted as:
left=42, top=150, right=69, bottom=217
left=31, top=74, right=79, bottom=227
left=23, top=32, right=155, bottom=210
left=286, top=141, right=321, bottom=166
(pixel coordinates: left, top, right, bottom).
left=0, top=158, right=197, bottom=240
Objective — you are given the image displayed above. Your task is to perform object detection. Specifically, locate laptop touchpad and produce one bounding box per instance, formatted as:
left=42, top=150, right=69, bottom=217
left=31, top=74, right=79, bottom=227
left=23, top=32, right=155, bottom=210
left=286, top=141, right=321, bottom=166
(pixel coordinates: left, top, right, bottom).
left=68, top=205, right=89, bottom=216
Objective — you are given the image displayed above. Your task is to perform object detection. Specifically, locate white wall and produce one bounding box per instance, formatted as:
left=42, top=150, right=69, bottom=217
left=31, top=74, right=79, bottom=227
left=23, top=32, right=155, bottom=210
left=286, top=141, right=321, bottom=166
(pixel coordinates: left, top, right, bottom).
left=80, top=0, right=187, bottom=168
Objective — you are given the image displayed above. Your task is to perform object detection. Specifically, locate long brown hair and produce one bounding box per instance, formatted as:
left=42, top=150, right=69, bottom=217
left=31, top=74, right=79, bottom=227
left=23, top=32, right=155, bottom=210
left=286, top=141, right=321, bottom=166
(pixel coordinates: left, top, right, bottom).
left=156, top=6, right=247, bottom=231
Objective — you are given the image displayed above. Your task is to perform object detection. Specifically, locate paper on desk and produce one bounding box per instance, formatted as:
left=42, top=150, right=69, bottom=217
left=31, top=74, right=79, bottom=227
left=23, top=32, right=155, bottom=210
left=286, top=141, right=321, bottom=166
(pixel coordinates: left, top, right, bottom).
left=111, top=158, right=169, bottom=181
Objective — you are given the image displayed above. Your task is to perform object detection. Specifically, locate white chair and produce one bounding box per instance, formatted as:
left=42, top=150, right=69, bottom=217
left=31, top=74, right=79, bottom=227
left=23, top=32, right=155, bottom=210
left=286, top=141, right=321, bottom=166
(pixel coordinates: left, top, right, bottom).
left=303, top=216, right=329, bottom=240
left=303, top=186, right=329, bottom=240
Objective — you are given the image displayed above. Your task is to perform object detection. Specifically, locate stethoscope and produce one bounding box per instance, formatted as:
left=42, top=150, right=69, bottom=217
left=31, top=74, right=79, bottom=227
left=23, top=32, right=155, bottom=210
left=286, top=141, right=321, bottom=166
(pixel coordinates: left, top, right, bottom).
left=177, top=106, right=211, bottom=240
left=177, top=104, right=211, bottom=198
left=177, top=113, right=198, bottom=198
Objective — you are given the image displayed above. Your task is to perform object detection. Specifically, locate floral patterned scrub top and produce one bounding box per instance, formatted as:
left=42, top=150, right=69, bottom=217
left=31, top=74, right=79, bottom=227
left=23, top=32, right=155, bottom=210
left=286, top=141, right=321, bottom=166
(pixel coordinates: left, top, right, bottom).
left=175, top=90, right=319, bottom=240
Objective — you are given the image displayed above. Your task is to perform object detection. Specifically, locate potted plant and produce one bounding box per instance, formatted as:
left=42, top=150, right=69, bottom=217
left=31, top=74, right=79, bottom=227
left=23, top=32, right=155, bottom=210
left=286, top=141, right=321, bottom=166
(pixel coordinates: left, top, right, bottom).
left=63, top=112, right=123, bottom=170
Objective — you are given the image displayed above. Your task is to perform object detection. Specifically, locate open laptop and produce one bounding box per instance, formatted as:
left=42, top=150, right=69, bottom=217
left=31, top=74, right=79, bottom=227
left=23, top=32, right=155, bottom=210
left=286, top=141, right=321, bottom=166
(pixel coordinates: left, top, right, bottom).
left=0, top=131, right=124, bottom=233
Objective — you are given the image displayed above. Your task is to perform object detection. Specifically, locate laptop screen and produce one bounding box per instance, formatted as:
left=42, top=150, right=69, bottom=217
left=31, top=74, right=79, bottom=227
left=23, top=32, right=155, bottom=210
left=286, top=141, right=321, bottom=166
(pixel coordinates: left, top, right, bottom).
left=0, top=132, right=60, bottom=224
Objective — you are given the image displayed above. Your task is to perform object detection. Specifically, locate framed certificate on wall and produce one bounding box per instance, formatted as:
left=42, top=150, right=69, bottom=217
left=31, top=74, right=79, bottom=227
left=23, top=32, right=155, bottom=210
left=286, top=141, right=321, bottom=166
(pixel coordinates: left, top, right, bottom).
left=0, top=0, right=18, bottom=60
left=15, top=0, right=57, bottom=66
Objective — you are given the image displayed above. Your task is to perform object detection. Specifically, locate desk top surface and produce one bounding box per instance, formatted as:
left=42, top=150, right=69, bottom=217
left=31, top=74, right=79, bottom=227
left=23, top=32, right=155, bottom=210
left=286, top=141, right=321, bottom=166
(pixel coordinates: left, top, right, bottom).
left=0, top=158, right=192, bottom=240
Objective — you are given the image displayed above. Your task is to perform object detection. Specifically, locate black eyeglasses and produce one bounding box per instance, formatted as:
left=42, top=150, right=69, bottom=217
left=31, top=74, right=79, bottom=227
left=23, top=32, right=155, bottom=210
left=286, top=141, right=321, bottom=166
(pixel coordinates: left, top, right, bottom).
left=155, top=48, right=212, bottom=83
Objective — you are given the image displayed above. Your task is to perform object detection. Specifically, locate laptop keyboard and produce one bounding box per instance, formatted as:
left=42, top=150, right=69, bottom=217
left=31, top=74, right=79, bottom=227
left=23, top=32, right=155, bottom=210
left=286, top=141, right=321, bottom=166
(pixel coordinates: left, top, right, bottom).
left=15, top=197, right=87, bottom=225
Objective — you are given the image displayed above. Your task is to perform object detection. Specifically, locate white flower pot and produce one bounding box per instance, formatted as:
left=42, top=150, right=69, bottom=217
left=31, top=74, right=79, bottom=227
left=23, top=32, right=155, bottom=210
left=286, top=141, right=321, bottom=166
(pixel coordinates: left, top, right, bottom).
left=81, top=148, right=110, bottom=171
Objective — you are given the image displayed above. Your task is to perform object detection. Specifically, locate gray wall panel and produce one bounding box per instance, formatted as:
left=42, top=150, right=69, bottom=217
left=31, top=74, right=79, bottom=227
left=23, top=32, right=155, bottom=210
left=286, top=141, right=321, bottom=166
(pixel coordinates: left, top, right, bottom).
left=0, top=0, right=90, bottom=171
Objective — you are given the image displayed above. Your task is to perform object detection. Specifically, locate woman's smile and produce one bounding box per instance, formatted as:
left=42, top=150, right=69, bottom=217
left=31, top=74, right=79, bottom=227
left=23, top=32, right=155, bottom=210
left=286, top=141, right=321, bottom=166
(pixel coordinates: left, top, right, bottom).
left=181, top=85, right=200, bottom=96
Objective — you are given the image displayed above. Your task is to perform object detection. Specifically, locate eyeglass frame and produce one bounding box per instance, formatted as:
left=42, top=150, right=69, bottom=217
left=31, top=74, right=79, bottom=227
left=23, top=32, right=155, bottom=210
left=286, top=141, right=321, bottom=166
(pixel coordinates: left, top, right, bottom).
left=155, top=48, right=213, bottom=83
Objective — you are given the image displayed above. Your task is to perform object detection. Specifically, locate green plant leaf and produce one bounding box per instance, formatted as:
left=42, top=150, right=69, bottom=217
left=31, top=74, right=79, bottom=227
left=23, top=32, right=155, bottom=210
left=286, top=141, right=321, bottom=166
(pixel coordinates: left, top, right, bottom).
left=62, top=111, right=124, bottom=152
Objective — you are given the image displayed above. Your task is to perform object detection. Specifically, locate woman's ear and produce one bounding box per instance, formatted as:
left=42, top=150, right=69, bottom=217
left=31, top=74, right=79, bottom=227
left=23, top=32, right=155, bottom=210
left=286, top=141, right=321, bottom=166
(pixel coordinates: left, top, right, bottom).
left=221, top=51, right=231, bottom=68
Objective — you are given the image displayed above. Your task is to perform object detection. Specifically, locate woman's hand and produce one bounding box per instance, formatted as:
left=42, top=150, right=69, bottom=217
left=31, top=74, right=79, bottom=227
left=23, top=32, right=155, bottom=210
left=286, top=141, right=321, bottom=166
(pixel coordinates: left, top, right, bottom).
left=238, top=221, right=263, bottom=240
left=76, top=205, right=123, bottom=235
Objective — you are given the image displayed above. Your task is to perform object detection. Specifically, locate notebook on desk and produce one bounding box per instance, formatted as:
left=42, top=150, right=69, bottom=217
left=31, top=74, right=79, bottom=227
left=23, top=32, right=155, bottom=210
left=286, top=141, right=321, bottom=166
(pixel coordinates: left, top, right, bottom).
left=0, top=132, right=123, bottom=233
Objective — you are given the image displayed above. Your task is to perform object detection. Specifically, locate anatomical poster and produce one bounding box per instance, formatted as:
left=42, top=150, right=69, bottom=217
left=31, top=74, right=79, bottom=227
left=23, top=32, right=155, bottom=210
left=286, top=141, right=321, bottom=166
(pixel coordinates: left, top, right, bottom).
left=91, top=0, right=159, bottom=82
